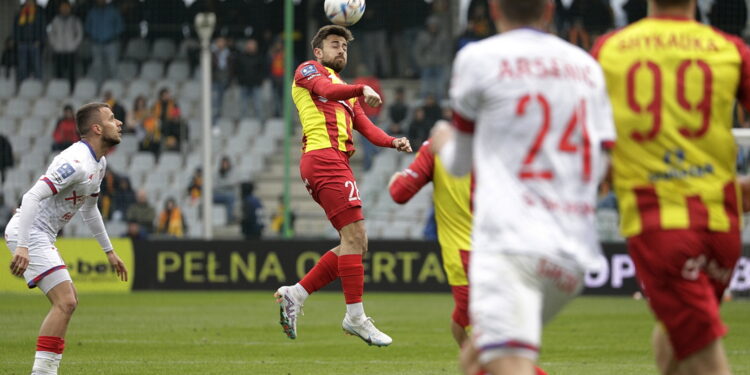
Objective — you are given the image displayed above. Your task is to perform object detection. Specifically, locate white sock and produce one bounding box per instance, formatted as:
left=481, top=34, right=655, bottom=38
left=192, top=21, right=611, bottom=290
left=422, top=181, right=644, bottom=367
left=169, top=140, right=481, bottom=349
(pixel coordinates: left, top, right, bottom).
left=346, top=302, right=365, bottom=322
left=293, top=283, right=309, bottom=303
left=32, top=351, right=61, bottom=374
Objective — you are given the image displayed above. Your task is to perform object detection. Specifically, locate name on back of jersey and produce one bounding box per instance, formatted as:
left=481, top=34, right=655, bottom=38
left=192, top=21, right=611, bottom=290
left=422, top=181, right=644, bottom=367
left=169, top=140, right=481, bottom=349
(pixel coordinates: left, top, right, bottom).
left=498, top=57, right=594, bottom=88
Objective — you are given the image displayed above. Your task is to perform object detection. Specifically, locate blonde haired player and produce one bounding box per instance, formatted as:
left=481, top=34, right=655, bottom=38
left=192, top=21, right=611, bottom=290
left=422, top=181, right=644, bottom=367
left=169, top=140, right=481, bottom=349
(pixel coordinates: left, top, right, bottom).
left=432, top=0, right=616, bottom=374
left=593, top=0, right=750, bottom=373
left=5, top=103, right=128, bottom=375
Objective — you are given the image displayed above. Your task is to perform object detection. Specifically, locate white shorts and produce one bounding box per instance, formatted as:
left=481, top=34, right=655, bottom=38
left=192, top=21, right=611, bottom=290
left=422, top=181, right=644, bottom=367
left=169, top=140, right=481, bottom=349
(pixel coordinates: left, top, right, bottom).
left=5, top=222, right=71, bottom=295
left=469, top=252, right=585, bottom=364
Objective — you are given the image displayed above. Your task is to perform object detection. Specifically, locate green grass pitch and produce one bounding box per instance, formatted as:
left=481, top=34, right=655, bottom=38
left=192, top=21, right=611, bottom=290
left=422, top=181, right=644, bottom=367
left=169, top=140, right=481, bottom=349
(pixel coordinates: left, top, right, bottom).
left=0, top=292, right=748, bottom=374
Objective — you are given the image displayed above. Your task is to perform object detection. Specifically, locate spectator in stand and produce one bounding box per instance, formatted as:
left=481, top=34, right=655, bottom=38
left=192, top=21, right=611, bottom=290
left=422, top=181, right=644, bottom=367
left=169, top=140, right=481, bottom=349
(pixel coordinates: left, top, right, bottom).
left=211, top=37, right=234, bottom=123
left=422, top=94, right=443, bottom=127
left=710, top=0, right=748, bottom=37
left=0, top=134, right=15, bottom=183
left=128, top=95, right=149, bottom=134
left=1, top=38, right=17, bottom=79
left=152, top=88, right=186, bottom=152
left=187, top=167, right=203, bottom=205
left=111, top=177, right=135, bottom=221
left=52, top=105, right=80, bottom=151
left=268, top=38, right=284, bottom=117
left=358, top=0, right=390, bottom=78
left=139, top=115, right=161, bottom=157
left=126, top=189, right=156, bottom=233
left=354, top=64, right=384, bottom=170
left=14, top=0, right=45, bottom=82
left=157, top=197, right=187, bottom=238
left=103, top=90, right=127, bottom=132
left=389, top=0, right=428, bottom=79
left=270, top=195, right=295, bottom=237
left=48, top=1, right=82, bottom=91
left=241, top=182, right=264, bottom=239
left=408, top=107, right=432, bottom=149
left=85, top=0, right=123, bottom=84
left=143, top=0, right=186, bottom=41
left=118, top=0, right=145, bottom=39
left=0, top=196, right=12, bottom=234
left=214, top=156, right=237, bottom=223
left=123, top=221, right=148, bottom=240
left=388, top=87, right=408, bottom=130
left=236, top=38, right=267, bottom=122
left=98, top=168, right=118, bottom=220
left=414, top=16, right=451, bottom=100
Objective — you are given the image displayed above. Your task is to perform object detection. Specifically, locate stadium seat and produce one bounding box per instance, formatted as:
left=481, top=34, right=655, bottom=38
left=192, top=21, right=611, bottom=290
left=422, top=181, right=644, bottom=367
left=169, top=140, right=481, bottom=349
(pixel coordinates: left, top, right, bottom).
left=166, top=60, right=190, bottom=81
left=18, top=152, right=46, bottom=171
left=116, top=61, right=139, bottom=81
left=5, top=98, right=30, bottom=119
left=151, top=38, right=177, bottom=62
left=237, top=118, right=262, bottom=137
left=18, top=117, right=46, bottom=137
left=9, top=135, right=32, bottom=154
left=18, top=79, right=44, bottom=99
left=129, top=152, right=156, bottom=174
left=124, top=38, right=150, bottom=63
left=140, top=60, right=164, bottom=81
left=0, top=78, right=15, bottom=100
left=117, top=134, right=139, bottom=155
left=105, top=149, right=129, bottom=172
left=180, top=80, right=201, bottom=101
left=127, top=80, right=152, bottom=99
left=32, top=98, right=58, bottom=119
left=215, top=117, right=236, bottom=134
left=101, top=80, right=125, bottom=99
left=46, top=79, right=70, bottom=100
left=157, top=153, right=183, bottom=171
left=72, top=78, right=98, bottom=100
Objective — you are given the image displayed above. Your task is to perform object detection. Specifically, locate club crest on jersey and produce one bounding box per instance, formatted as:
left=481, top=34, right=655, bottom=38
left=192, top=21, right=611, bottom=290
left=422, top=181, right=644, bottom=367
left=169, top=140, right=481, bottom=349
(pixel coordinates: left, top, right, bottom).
left=301, top=64, right=318, bottom=77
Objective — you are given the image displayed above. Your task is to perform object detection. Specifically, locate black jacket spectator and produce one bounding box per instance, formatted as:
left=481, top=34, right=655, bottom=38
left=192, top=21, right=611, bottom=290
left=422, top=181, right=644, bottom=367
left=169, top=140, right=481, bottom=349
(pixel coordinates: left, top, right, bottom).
left=0, top=134, right=14, bottom=183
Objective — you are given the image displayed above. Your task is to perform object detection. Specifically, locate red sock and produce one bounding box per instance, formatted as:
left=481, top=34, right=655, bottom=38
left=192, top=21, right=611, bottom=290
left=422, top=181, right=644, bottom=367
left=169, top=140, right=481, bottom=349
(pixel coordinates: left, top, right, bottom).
left=338, top=254, right=364, bottom=304
left=36, top=336, right=64, bottom=354
left=535, top=366, right=548, bottom=375
left=299, top=251, right=339, bottom=294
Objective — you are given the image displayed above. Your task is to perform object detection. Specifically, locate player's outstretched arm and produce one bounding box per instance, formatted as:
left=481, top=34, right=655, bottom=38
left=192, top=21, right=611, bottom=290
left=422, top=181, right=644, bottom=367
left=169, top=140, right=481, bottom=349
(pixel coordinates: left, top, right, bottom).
left=79, top=196, right=127, bottom=281
left=389, top=141, right=434, bottom=204
left=353, top=101, right=411, bottom=152
left=106, top=250, right=128, bottom=282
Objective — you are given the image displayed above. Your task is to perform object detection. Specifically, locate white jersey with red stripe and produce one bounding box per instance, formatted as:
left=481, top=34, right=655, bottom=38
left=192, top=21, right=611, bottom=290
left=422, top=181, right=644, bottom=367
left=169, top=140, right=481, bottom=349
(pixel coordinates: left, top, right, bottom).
left=451, top=28, right=616, bottom=269
left=13, top=141, right=106, bottom=240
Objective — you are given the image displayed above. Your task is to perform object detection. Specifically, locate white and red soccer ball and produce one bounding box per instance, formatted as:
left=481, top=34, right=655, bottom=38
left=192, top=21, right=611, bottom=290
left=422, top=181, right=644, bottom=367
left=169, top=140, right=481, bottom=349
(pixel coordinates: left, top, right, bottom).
left=324, top=0, right=366, bottom=27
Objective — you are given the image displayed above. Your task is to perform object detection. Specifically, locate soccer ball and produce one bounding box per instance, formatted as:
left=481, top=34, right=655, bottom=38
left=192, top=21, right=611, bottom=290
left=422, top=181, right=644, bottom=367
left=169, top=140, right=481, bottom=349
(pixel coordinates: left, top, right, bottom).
left=324, top=0, right=366, bottom=27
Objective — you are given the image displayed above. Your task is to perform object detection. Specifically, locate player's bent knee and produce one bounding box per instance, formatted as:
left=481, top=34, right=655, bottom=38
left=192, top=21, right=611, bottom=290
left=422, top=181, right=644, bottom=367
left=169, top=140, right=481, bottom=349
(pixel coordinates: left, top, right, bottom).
left=57, top=298, right=78, bottom=315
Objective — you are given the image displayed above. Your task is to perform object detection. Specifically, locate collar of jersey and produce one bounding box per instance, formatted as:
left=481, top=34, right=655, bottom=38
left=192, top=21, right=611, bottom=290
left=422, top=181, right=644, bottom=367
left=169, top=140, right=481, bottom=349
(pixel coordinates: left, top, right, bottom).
left=649, top=15, right=693, bottom=21
left=80, top=140, right=100, bottom=162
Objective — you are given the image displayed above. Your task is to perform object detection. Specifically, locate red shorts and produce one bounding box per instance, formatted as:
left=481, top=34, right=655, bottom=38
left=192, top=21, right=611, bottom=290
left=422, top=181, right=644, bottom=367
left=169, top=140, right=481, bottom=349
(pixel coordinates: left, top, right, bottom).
left=300, top=148, right=364, bottom=230
left=627, top=230, right=740, bottom=360
left=451, top=250, right=471, bottom=328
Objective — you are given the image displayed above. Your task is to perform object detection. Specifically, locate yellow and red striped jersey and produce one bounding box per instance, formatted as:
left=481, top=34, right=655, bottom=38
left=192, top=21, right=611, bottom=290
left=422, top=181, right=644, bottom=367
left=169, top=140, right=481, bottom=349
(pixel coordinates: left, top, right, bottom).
left=292, top=60, right=394, bottom=155
left=390, top=141, right=473, bottom=286
left=593, top=16, right=750, bottom=236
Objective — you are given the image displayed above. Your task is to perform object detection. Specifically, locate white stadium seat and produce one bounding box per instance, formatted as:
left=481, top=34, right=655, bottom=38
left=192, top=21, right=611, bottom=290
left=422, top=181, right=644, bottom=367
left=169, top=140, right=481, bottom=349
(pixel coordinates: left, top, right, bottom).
left=151, top=38, right=177, bottom=62
left=101, top=80, right=125, bottom=99
left=18, top=79, right=44, bottom=99
left=5, top=98, right=30, bottom=118
left=73, top=79, right=98, bottom=100
left=46, top=79, right=70, bottom=100
left=32, top=98, right=58, bottom=119
left=166, top=60, right=190, bottom=81
left=140, top=60, right=164, bottom=81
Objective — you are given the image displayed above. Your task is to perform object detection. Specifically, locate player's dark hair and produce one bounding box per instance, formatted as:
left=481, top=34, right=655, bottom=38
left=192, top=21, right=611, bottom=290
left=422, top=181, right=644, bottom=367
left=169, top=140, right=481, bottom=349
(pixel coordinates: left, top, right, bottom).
left=75, top=102, right=109, bottom=136
left=652, top=0, right=692, bottom=6
left=311, top=25, right=354, bottom=50
left=497, top=0, right=547, bottom=24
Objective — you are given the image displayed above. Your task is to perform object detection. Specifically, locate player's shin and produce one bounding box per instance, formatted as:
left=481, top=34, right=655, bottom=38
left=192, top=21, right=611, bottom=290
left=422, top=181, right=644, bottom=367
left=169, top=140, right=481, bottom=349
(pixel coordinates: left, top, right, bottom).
left=299, top=250, right=339, bottom=297
left=32, top=336, right=64, bottom=375
left=338, top=254, right=365, bottom=320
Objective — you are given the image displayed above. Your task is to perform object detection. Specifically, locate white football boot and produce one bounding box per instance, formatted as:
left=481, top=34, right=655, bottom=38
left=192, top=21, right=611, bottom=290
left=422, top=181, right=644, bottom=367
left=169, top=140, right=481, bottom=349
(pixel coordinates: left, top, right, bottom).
left=342, top=315, right=393, bottom=347
left=274, top=286, right=303, bottom=339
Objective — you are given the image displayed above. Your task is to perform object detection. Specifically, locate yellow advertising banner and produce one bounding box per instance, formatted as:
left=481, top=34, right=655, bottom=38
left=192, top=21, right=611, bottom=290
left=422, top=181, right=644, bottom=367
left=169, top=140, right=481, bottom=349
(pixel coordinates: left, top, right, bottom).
left=0, top=238, right=134, bottom=293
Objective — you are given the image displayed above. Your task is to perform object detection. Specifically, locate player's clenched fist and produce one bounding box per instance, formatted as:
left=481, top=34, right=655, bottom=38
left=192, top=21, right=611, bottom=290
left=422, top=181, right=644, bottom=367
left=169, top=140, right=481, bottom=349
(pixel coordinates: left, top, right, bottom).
left=392, top=137, right=412, bottom=152
left=362, top=85, right=382, bottom=108
left=10, top=246, right=30, bottom=277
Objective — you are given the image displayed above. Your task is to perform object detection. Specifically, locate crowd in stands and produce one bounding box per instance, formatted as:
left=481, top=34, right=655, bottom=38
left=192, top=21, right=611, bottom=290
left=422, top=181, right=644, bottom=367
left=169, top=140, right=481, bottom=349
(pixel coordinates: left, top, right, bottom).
left=3, top=0, right=750, bottom=240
